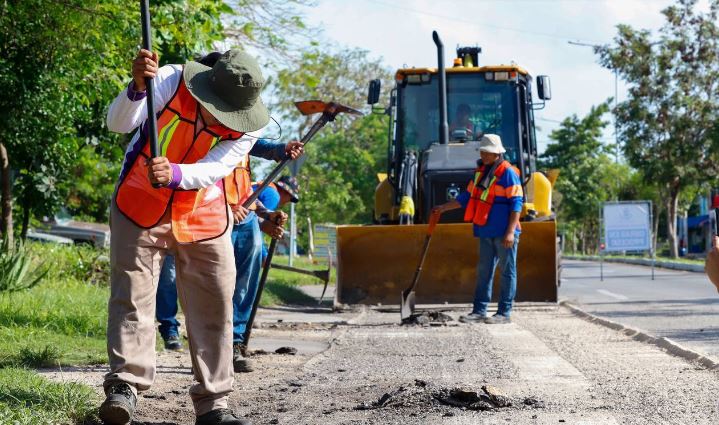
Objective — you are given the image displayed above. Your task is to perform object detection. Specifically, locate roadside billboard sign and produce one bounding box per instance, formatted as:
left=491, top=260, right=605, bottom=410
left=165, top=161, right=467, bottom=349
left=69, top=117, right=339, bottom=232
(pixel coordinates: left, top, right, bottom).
left=314, top=224, right=337, bottom=261
left=602, top=201, right=652, bottom=252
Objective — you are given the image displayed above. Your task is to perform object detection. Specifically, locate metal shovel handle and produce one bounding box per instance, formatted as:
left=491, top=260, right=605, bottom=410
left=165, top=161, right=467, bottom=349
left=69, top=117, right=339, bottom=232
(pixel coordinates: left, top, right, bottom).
left=140, top=0, right=161, bottom=188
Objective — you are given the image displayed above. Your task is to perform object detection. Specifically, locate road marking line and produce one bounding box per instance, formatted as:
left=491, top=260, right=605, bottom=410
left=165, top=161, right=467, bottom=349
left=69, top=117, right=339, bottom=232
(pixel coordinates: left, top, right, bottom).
left=596, top=289, right=628, bottom=300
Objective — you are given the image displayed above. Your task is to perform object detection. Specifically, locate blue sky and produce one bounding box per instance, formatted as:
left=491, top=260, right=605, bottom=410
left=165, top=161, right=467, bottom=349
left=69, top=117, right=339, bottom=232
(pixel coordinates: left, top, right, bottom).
left=300, top=0, right=693, bottom=153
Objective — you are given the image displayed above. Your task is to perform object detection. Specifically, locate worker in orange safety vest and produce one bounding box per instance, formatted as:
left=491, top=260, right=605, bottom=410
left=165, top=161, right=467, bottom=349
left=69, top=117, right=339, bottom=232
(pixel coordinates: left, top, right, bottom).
left=433, top=134, right=523, bottom=325
left=101, top=48, right=272, bottom=425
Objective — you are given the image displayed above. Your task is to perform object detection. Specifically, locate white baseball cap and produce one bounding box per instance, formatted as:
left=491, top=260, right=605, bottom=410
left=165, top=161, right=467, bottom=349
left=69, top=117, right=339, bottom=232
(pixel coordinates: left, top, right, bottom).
left=478, top=134, right=506, bottom=154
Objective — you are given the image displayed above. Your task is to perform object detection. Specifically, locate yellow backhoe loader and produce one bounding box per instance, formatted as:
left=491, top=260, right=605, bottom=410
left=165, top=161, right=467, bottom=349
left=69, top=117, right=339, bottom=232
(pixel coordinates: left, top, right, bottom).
left=334, top=31, right=559, bottom=306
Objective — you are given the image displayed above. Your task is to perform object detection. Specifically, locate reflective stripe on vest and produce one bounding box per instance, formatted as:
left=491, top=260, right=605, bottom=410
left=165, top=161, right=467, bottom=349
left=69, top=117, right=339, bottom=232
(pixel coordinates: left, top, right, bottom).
left=115, top=73, right=244, bottom=243
left=463, top=160, right=511, bottom=226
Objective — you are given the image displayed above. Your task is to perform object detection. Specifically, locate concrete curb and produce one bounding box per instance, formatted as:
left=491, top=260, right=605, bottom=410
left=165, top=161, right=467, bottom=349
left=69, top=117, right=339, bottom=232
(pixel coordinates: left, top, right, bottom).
left=560, top=300, right=719, bottom=371
left=564, top=255, right=704, bottom=273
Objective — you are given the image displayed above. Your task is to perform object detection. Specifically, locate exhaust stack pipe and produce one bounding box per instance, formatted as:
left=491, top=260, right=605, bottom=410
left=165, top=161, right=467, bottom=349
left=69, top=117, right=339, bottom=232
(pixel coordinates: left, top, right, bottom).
left=433, top=31, right=449, bottom=145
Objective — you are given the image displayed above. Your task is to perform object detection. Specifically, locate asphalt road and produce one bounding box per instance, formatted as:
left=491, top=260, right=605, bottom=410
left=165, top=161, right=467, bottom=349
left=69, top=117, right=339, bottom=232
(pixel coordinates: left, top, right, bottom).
left=560, top=258, right=719, bottom=360
left=44, top=301, right=719, bottom=424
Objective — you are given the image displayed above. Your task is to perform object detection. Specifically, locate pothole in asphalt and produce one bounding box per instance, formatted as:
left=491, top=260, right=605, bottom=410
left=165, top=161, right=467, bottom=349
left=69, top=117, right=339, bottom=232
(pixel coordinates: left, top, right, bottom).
left=354, top=379, right=545, bottom=413
left=401, top=311, right=454, bottom=326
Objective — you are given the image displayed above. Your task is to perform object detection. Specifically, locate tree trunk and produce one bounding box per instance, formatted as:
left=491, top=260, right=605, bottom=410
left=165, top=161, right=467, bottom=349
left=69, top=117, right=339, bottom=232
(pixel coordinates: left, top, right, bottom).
left=0, top=142, right=12, bottom=245
left=666, top=184, right=680, bottom=258
left=20, top=195, right=30, bottom=241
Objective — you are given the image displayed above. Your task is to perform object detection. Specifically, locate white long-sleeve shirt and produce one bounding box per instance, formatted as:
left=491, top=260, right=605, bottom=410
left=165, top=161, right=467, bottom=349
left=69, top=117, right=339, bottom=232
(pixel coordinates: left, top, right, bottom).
left=107, top=65, right=263, bottom=190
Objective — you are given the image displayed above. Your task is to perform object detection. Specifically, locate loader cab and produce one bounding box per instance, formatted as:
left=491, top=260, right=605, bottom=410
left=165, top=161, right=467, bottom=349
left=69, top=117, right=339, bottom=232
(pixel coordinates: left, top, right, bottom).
left=372, top=65, right=545, bottom=224
left=394, top=69, right=535, bottom=169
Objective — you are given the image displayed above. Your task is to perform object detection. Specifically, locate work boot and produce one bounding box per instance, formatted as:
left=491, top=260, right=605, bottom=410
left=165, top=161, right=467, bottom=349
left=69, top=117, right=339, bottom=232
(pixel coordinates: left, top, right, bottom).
left=195, top=408, right=251, bottom=425
left=233, top=343, right=253, bottom=373
left=163, top=334, right=184, bottom=351
left=484, top=314, right=511, bottom=324
left=99, top=382, right=137, bottom=425
left=458, top=313, right=486, bottom=323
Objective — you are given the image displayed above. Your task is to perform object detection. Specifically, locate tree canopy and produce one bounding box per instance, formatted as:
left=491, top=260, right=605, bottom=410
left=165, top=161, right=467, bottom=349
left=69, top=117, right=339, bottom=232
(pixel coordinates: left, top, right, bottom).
left=596, top=0, right=719, bottom=257
left=0, top=0, right=313, bottom=240
left=540, top=103, right=623, bottom=253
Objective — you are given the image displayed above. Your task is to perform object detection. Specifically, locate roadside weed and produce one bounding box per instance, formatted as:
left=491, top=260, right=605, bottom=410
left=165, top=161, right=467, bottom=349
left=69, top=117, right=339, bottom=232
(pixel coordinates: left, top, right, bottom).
left=0, top=367, right=98, bottom=425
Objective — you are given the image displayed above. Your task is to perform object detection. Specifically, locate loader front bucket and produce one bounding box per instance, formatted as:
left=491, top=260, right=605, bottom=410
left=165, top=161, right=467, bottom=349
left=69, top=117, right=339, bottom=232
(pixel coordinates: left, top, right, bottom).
left=335, top=221, right=558, bottom=305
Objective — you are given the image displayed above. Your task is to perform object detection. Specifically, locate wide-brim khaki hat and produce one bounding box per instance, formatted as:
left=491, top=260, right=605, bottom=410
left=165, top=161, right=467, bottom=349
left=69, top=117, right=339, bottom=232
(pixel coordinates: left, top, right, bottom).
left=479, top=134, right=506, bottom=154
left=183, top=50, right=270, bottom=133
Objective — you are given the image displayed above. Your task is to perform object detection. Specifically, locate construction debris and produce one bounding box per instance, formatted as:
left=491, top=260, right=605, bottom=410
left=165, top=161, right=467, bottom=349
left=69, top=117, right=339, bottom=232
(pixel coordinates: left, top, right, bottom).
left=275, top=346, right=298, bottom=355
left=400, top=311, right=454, bottom=326
left=523, top=397, right=546, bottom=409
left=354, top=380, right=543, bottom=413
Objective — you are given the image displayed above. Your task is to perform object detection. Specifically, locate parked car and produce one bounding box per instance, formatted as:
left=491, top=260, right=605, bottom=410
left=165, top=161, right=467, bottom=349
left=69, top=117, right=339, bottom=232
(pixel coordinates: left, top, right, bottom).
left=26, top=230, right=74, bottom=245
left=38, top=210, right=110, bottom=248
left=43, top=220, right=110, bottom=248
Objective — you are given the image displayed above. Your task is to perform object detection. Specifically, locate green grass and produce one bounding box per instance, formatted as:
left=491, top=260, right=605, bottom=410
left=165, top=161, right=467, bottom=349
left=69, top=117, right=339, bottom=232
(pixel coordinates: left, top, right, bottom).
left=259, top=255, right=331, bottom=306
left=0, top=243, right=108, bottom=424
left=0, top=244, right=332, bottom=424
left=267, top=254, right=335, bottom=285
left=0, top=277, right=108, bottom=367
left=260, top=280, right=317, bottom=306
left=0, top=367, right=99, bottom=425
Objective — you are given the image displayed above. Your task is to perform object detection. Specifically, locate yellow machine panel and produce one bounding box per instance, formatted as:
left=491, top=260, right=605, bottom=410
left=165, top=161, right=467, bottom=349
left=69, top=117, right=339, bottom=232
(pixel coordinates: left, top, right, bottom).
left=335, top=221, right=557, bottom=305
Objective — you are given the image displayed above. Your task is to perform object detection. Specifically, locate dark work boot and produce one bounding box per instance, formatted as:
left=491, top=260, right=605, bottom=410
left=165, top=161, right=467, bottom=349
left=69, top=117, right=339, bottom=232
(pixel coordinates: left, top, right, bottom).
left=163, top=334, right=184, bottom=351
left=484, top=314, right=511, bottom=324
left=99, top=382, right=137, bottom=425
left=233, top=343, right=253, bottom=373
left=195, top=408, right=251, bottom=425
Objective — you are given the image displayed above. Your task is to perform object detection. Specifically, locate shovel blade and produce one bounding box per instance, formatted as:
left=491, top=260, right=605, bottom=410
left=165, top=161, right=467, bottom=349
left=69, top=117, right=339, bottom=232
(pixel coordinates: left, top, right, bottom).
left=400, top=290, right=416, bottom=320
left=295, top=100, right=364, bottom=117
left=295, top=100, right=328, bottom=116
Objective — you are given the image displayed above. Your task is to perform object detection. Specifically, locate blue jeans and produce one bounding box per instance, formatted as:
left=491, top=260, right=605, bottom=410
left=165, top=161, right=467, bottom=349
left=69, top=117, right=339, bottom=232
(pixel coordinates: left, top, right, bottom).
left=156, top=255, right=180, bottom=339
left=472, top=235, right=519, bottom=317
left=231, top=212, right=263, bottom=345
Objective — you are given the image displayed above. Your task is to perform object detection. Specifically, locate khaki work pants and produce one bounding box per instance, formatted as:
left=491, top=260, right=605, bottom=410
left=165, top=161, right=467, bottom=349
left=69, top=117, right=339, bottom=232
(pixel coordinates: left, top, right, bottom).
left=104, top=200, right=236, bottom=416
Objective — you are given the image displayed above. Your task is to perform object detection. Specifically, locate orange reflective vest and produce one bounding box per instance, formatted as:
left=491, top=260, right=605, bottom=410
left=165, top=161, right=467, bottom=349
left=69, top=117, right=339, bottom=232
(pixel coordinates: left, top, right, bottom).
left=225, top=155, right=252, bottom=208
left=115, top=75, right=244, bottom=243
left=463, top=160, right=519, bottom=226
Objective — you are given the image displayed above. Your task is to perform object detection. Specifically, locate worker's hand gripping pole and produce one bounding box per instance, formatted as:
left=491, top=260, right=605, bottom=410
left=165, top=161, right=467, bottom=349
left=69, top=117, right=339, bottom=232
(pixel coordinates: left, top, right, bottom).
left=706, top=209, right=719, bottom=292
left=140, top=0, right=161, bottom=188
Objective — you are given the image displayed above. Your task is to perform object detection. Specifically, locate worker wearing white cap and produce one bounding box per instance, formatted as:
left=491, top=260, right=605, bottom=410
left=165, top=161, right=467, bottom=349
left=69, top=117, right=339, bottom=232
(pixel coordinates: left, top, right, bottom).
left=433, top=134, right=524, bottom=324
